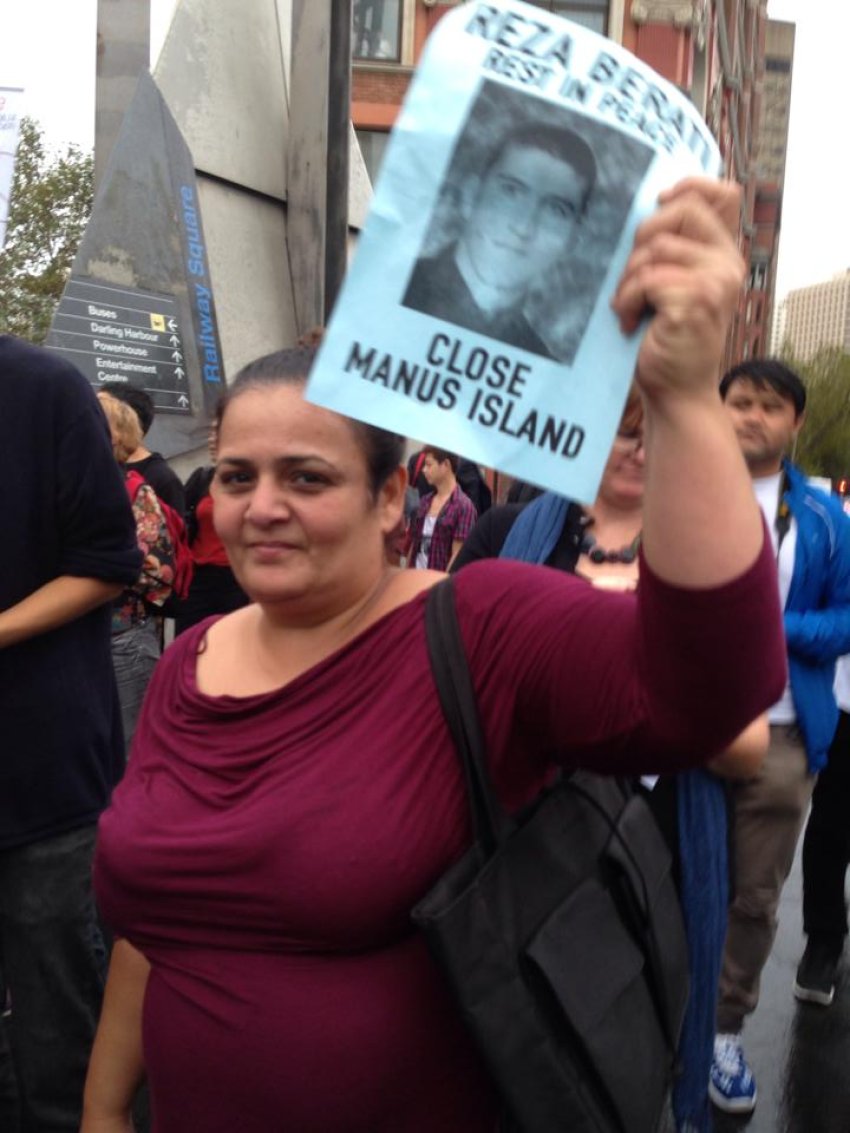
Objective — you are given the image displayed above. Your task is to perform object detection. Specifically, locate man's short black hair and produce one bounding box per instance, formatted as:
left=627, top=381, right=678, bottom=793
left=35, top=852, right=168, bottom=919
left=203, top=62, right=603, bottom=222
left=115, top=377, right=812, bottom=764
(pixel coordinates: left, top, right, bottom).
left=720, top=358, right=806, bottom=417
left=108, top=385, right=155, bottom=435
left=423, top=447, right=459, bottom=474
left=483, top=123, right=597, bottom=216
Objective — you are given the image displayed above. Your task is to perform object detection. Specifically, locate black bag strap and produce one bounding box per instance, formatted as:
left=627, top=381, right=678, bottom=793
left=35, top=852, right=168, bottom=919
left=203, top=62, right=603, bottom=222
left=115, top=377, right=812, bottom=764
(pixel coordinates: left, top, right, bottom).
left=425, top=578, right=512, bottom=856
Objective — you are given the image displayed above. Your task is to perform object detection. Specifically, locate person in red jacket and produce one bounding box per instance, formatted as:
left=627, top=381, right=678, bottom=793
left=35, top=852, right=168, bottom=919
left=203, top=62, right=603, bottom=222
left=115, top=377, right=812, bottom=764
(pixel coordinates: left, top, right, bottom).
left=174, top=427, right=249, bottom=635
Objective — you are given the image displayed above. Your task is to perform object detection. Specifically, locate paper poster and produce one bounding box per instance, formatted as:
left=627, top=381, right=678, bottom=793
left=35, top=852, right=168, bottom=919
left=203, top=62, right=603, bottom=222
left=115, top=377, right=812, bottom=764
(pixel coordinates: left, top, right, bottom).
left=306, top=0, right=721, bottom=502
left=0, top=87, right=24, bottom=249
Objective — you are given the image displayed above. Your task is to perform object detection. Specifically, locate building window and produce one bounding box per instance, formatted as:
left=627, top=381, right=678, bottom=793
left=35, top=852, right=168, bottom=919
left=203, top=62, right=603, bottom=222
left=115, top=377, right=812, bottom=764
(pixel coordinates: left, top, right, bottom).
left=353, top=0, right=403, bottom=61
left=356, top=128, right=391, bottom=183
left=525, top=1, right=608, bottom=34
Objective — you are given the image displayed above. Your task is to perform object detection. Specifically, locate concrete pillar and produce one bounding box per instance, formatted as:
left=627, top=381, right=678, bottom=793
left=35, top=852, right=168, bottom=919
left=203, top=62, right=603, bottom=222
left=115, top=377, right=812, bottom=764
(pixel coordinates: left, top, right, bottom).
left=95, top=0, right=151, bottom=191
left=287, top=0, right=352, bottom=332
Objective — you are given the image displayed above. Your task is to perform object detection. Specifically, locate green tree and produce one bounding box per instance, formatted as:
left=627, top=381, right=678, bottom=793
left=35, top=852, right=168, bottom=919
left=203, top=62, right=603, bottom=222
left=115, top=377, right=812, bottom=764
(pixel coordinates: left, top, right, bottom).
left=0, top=117, right=93, bottom=344
left=787, top=347, right=850, bottom=483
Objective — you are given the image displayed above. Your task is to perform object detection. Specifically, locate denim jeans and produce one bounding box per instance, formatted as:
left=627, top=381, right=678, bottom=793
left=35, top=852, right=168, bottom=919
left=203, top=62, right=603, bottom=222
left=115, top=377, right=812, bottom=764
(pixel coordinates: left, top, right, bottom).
left=0, top=824, right=106, bottom=1132
left=111, top=618, right=161, bottom=759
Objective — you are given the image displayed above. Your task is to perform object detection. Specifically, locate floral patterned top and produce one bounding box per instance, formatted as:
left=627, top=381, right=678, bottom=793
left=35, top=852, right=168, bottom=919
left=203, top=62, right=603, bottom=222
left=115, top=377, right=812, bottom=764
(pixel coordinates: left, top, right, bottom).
left=112, top=478, right=176, bottom=634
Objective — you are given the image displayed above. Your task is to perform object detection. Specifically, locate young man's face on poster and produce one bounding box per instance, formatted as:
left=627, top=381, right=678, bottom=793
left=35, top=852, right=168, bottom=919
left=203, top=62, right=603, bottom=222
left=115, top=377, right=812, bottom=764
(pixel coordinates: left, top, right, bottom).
left=457, top=141, right=589, bottom=302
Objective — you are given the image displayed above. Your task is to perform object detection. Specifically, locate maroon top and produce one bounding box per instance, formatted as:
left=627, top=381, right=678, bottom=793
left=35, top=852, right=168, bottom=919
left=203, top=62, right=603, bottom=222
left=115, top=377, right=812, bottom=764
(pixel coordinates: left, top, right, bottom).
left=95, top=544, right=785, bottom=1133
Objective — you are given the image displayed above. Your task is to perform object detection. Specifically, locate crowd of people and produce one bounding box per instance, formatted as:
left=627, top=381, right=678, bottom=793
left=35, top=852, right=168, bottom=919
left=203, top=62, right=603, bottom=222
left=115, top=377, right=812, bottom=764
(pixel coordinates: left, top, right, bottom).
left=0, top=174, right=848, bottom=1133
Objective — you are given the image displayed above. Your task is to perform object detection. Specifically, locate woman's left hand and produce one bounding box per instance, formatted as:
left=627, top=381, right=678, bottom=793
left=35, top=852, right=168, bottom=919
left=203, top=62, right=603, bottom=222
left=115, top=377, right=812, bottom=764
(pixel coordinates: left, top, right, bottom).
left=611, top=178, right=745, bottom=406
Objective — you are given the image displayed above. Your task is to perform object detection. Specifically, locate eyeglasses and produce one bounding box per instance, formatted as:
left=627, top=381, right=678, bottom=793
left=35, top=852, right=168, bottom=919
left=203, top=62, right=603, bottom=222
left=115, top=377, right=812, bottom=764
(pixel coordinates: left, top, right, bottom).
left=614, top=429, right=644, bottom=455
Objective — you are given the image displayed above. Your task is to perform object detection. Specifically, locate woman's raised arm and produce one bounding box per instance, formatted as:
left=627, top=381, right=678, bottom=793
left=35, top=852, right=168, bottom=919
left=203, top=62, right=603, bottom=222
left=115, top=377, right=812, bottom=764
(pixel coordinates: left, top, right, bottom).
left=611, top=179, right=762, bottom=588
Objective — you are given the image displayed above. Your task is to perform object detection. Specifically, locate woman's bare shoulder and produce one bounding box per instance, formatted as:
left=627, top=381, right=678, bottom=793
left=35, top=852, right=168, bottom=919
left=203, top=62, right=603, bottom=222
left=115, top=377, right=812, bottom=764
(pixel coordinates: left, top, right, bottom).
left=200, top=603, right=259, bottom=653
left=384, top=568, right=445, bottom=606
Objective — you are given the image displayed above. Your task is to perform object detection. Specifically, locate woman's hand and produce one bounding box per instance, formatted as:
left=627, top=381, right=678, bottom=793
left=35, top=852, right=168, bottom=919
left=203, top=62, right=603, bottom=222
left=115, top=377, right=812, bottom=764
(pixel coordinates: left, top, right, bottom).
left=611, top=178, right=745, bottom=406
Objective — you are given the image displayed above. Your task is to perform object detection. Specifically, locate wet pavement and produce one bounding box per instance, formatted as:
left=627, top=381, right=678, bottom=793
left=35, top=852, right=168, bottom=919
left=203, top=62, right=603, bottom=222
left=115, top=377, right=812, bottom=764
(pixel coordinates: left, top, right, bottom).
left=0, top=841, right=846, bottom=1131
left=713, top=839, right=850, bottom=1133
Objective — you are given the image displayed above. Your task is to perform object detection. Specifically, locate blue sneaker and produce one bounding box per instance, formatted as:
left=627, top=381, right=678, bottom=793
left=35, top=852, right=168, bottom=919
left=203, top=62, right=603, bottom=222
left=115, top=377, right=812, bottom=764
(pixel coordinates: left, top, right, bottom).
left=709, top=1032, right=757, bottom=1113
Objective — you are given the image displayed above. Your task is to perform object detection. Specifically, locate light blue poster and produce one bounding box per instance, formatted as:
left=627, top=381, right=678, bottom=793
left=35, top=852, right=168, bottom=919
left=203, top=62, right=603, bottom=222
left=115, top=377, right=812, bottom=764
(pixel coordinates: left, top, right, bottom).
left=307, top=0, right=721, bottom=502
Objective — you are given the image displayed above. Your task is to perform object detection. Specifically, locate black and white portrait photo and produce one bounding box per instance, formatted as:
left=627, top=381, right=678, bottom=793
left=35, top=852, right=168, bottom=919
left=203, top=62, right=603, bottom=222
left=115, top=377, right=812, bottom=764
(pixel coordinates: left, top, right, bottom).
left=402, top=81, right=655, bottom=365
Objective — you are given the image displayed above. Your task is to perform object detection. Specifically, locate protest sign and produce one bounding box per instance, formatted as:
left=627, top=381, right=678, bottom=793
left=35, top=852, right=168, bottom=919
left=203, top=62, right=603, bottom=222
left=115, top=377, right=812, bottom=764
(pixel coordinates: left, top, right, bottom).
left=306, top=0, right=721, bottom=501
left=0, top=87, right=24, bottom=249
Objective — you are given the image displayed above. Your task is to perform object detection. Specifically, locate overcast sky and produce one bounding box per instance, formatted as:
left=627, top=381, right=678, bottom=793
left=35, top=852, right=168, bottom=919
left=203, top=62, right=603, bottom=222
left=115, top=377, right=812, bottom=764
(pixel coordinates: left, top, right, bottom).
left=0, top=0, right=842, bottom=301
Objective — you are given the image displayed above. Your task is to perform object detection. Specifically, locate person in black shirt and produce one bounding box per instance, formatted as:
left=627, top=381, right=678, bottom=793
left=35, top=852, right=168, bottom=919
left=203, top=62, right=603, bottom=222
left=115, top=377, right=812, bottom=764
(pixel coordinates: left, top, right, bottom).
left=0, top=336, right=141, bottom=1130
left=108, top=385, right=186, bottom=515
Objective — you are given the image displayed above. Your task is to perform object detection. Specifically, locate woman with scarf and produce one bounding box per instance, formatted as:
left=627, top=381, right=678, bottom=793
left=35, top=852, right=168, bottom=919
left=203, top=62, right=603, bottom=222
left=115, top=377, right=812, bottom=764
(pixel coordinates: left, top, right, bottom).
left=453, top=387, right=768, bottom=1132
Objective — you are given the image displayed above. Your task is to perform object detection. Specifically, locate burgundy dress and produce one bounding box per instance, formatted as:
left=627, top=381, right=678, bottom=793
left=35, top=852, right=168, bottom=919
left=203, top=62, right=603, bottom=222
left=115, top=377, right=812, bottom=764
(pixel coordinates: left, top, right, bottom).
left=95, top=548, right=785, bottom=1132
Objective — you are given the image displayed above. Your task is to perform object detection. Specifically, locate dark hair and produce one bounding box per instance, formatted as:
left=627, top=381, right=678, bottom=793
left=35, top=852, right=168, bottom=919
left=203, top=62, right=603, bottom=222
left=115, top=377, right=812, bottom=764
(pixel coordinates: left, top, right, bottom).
left=108, top=384, right=155, bottom=435
left=720, top=359, right=806, bottom=417
left=214, top=342, right=404, bottom=498
left=483, top=123, right=597, bottom=216
left=423, top=447, right=459, bottom=474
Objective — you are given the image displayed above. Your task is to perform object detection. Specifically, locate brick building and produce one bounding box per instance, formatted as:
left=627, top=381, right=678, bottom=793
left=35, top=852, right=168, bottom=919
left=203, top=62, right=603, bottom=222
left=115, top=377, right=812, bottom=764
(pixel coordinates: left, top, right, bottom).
left=351, top=0, right=792, bottom=369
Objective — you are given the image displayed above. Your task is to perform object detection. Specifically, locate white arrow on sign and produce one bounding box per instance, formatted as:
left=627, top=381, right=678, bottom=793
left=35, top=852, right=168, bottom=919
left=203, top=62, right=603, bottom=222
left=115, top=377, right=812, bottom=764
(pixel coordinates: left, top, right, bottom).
left=169, top=335, right=181, bottom=347
left=174, top=367, right=185, bottom=379
left=171, top=351, right=183, bottom=363
left=178, top=394, right=189, bottom=408
left=167, top=318, right=178, bottom=332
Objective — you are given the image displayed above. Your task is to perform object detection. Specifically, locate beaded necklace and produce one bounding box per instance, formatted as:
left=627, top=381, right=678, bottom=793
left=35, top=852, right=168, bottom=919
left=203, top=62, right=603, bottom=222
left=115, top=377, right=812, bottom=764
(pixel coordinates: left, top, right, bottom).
left=578, top=516, right=642, bottom=565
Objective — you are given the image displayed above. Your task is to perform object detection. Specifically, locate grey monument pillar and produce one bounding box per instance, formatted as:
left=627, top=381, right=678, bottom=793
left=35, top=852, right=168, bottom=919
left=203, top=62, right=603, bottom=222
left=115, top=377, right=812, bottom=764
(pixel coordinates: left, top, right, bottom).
left=95, top=0, right=151, bottom=191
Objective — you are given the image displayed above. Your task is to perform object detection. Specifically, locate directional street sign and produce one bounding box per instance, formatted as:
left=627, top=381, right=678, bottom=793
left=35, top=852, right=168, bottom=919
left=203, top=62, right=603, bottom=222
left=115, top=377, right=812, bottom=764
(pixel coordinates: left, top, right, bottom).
left=45, top=74, right=224, bottom=457
left=49, top=278, right=192, bottom=415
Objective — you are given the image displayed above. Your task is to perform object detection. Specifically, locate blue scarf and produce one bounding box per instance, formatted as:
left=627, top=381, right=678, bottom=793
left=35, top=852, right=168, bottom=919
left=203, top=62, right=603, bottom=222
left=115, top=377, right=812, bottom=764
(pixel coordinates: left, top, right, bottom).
left=672, top=772, right=728, bottom=1132
left=500, top=491, right=727, bottom=1133
left=499, top=491, right=569, bottom=564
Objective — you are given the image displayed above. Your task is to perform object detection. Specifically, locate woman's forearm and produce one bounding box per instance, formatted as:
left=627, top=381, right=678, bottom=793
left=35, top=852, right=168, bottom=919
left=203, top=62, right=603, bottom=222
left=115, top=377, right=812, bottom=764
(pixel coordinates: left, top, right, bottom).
left=640, top=394, right=764, bottom=587
left=81, top=939, right=150, bottom=1130
left=611, top=179, right=761, bottom=590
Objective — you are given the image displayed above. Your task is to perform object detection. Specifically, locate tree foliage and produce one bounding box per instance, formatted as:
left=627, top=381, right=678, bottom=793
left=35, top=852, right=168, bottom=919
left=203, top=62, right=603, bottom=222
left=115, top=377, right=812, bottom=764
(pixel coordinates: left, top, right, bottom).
left=786, top=347, right=850, bottom=483
left=0, top=117, right=93, bottom=344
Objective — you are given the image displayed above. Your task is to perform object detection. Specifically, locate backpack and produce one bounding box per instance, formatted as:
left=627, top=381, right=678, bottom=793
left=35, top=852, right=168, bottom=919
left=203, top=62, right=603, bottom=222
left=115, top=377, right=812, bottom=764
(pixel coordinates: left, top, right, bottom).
left=125, top=470, right=194, bottom=607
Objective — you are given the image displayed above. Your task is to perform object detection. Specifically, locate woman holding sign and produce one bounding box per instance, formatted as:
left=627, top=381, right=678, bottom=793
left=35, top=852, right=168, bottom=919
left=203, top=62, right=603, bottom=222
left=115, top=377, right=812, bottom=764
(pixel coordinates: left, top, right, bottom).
left=82, top=180, right=785, bottom=1133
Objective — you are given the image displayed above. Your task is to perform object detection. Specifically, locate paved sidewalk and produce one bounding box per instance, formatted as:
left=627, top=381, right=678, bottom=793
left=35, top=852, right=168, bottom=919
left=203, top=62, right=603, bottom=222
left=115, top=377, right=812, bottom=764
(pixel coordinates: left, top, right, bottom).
left=713, top=838, right=850, bottom=1133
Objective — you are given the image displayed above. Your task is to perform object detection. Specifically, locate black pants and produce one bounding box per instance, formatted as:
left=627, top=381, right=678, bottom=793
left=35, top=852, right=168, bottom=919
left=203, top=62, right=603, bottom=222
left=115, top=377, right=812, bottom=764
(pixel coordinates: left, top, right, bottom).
left=0, top=825, right=105, bottom=1131
left=802, top=710, right=850, bottom=941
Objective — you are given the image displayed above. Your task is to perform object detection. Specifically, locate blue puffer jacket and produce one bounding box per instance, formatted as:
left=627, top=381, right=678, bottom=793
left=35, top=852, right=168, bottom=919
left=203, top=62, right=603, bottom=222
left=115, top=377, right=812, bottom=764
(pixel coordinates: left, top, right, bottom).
left=782, top=460, right=850, bottom=771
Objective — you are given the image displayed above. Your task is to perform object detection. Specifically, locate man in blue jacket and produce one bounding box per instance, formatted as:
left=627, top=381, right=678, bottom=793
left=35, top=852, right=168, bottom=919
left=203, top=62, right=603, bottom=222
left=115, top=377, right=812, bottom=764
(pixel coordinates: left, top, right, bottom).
left=709, top=358, right=850, bottom=1114
left=0, top=337, right=141, bottom=1129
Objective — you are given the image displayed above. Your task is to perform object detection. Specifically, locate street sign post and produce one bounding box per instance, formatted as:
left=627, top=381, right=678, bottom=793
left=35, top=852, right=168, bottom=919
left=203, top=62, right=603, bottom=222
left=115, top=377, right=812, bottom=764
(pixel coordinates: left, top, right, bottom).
left=49, top=278, right=191, bottom=414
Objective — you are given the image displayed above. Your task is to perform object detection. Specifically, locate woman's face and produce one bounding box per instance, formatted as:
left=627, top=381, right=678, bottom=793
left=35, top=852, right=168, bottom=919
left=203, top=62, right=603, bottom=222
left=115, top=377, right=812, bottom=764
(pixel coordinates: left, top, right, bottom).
left=597, top=427, right=645, bottom=510
left=212, top=383, right=401, bottom=613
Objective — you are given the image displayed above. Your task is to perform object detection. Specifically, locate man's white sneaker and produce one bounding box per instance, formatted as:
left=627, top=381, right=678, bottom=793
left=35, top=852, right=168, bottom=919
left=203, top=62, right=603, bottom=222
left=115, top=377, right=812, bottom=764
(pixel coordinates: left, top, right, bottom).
left=708, top=1032, right=757, bottom=1114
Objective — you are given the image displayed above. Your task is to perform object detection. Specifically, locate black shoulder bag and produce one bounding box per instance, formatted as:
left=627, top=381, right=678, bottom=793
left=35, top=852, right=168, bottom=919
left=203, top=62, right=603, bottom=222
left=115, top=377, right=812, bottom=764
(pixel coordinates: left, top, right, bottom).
left=412, top=578, right=689, bottom=1133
